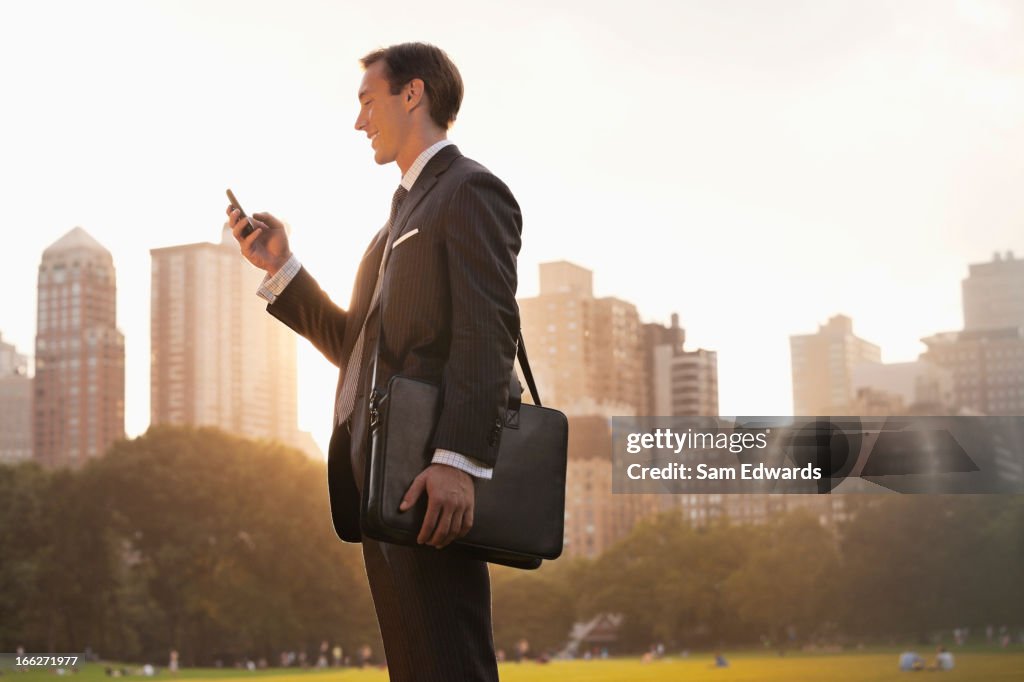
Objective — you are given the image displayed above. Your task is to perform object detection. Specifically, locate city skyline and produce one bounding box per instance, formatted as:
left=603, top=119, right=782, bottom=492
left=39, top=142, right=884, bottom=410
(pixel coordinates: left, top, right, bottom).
left=5, top=230, right=1011, bottom=459
left=3, top=0, right=1022, bottom=454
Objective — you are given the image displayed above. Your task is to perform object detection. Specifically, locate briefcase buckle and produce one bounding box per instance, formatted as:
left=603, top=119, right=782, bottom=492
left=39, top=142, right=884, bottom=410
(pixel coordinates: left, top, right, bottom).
left=505, top=409, right=520, bottom=429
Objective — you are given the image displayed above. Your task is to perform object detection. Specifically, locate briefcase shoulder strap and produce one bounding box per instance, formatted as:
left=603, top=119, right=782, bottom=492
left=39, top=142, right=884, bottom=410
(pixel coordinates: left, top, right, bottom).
left=369, top=325, right=545, bottom=410
left=516, top=331, right=542, bottom=408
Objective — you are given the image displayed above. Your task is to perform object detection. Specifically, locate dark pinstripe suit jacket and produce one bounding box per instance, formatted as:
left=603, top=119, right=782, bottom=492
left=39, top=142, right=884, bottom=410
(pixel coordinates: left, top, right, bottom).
left=267, top=145, right=523, bottom=542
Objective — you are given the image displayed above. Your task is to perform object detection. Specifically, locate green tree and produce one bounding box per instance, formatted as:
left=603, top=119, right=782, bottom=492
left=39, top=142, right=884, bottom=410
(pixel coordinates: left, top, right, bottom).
left=723, top=509, right=840, bottom=645
left=89, top=426, right=378, bottom=664
left=835, top=496, right=1015, bottom=639
left=491, top=567, right=575, bottom=655
left=0, top=463, right=51, bottom=649
left=577, top=514, right=753, bottom=650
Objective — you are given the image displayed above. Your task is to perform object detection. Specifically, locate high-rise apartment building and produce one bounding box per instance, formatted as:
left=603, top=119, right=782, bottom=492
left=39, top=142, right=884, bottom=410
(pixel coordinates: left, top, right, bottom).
left=150, top=228, right=309, bottom=453
left=643, top=314, right=719, bottom=417
left=518, top=263, right=662, bottom=557
left=640, top=316, right=838, bottom=531
left=563, top=416, right=663, bottom=559
left=916, top=252, right=1024, bottom=417
left=849, top=360, right=954, bottom=414
left=0, top=333, right=29, bottom=376
left=921, top=327, right=1024, bottom=415
left=676, top=494, right=848, bottom=529
left=790, top=314, right=881, bottom=415
left=0, top=332, right=32, bottom=463
left=519, top=261, right=646, bottom=416
left=521, top=264, right=725, bottom=557
left=963, top=251, right=1024, bottom=332
left=34, top=228, right=125, bottom=468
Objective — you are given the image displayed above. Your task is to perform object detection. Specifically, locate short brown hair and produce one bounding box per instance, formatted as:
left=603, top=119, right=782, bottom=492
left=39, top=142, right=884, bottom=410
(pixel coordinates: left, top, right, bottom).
left=360, top=43, right=464, bottom=130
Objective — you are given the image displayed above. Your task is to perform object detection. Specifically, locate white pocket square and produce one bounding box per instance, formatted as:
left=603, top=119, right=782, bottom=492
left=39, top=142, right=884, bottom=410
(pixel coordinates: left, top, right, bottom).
left=391, top=228, right=419, bottom=249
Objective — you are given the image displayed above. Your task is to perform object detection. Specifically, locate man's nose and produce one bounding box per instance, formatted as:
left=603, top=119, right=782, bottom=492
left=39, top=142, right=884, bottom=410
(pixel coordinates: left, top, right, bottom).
left=354, top=112, right=366, bottom=132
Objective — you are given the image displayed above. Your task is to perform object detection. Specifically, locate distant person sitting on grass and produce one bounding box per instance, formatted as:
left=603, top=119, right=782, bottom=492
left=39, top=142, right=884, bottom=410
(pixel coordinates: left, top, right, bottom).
left=712, top=652, right=729, bottom=668
left=928, top=646, right=955, bottom=671
left=899, top=651, right=924, bottom=671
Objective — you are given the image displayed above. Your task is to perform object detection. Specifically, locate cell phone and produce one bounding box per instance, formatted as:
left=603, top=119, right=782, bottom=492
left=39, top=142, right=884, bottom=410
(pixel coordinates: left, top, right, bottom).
left=226, top=188, right=254, bottom=238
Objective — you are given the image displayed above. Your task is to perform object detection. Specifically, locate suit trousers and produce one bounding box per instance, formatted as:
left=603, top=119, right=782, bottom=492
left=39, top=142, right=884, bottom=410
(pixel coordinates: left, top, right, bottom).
left=346, top=421, right=499, bottom=682
left=361, top=537, right=499, bottom=681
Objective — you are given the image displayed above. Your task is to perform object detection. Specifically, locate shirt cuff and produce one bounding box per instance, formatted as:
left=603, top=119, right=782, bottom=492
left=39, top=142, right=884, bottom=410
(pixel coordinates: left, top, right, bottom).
left=432, top=449, right=494, bottom=480
left=257, top=254, right=302, bottom=303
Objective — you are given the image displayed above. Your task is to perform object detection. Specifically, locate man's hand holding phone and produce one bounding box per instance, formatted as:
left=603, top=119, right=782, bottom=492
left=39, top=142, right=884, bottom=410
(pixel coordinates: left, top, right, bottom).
left=226, top=189, right=292, bottom=276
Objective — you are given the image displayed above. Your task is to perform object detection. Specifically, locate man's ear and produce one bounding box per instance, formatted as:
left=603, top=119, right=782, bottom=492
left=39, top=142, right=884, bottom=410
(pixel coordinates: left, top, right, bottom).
left=405, top=78, right=426, bottom=111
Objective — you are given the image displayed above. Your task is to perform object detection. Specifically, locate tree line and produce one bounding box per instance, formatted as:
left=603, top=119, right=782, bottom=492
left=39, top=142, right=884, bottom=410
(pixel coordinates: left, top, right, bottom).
left=532, top=494, right=1023, bottom=652
left=1, top=426, right=1020, bottom=662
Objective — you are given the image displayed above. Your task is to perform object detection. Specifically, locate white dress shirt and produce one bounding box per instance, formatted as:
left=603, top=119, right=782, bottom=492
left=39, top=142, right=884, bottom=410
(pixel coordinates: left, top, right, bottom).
left=256, top=139, right=494, bottom=479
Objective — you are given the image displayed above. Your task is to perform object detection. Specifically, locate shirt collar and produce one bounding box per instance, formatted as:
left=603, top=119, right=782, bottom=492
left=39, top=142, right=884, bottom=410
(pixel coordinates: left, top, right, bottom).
left=400, top=139, right=454, bottom=191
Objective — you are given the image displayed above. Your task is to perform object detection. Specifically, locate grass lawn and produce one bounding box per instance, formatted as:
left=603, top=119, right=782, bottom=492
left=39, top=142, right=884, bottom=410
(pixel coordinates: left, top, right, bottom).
left=7, top=650, right=1023, bottom=682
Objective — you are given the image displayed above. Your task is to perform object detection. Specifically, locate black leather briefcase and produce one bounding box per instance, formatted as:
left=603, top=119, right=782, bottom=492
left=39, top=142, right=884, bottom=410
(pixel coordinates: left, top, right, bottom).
left=360, top=335, right=568, bottom=570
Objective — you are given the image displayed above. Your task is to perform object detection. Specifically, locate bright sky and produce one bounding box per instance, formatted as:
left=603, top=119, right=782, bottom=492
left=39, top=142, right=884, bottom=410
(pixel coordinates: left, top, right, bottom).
left=2, top=0, right=1022, bottom=455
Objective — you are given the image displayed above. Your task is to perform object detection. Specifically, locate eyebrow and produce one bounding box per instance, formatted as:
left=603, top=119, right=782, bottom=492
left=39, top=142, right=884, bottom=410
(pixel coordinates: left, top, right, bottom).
left=358, top=88, right=371, bottom=100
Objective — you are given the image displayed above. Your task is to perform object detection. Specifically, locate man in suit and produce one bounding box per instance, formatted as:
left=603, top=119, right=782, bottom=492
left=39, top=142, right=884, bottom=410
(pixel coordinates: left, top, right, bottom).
left=228, top=43, right=521, bottom=681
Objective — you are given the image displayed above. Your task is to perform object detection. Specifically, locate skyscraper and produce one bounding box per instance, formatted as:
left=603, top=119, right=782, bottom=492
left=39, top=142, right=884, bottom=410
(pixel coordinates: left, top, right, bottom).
left=150, top=227, right=310, bottom=454
left=921, top=327, right=1024, bottom=415
left=643, top=314, right=719, bottom=417
left=34, top=227, right=125, bottom=468
left=849, top=360, right=954, bottom=414
left=519, top=261, right=646, bottom=417
left=0, top=332, right=32, bottom=464
left=0, top=332, right=29, bottom=375
left=912, top=252, right=1024, bottom=417
left=562, top=415, right=662, bottom=559
left=963, top=251, right=1024, bottom=332
left=790, top=314, right=881, bottom=415
left=518, top=263, right=654, bottom=558
left=520, top=263, right=725, bottom=556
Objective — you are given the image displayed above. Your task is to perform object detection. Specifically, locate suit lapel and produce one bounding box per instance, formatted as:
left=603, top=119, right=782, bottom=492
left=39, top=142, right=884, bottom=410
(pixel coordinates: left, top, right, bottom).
left=391, top=144, right=462, bottom=241
left=343, top=144, right=463, bottom=354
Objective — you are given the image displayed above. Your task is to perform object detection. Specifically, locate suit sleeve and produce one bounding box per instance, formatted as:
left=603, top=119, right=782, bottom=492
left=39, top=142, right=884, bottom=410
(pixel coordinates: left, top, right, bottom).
left=430, top=172, right=523, bottom=467
left=266, top=267, right=348, bottom=367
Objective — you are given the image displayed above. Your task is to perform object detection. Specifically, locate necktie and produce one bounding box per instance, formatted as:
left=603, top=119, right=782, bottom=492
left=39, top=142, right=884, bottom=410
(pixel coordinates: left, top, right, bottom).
left=334, top=185, right=409, bottom=427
